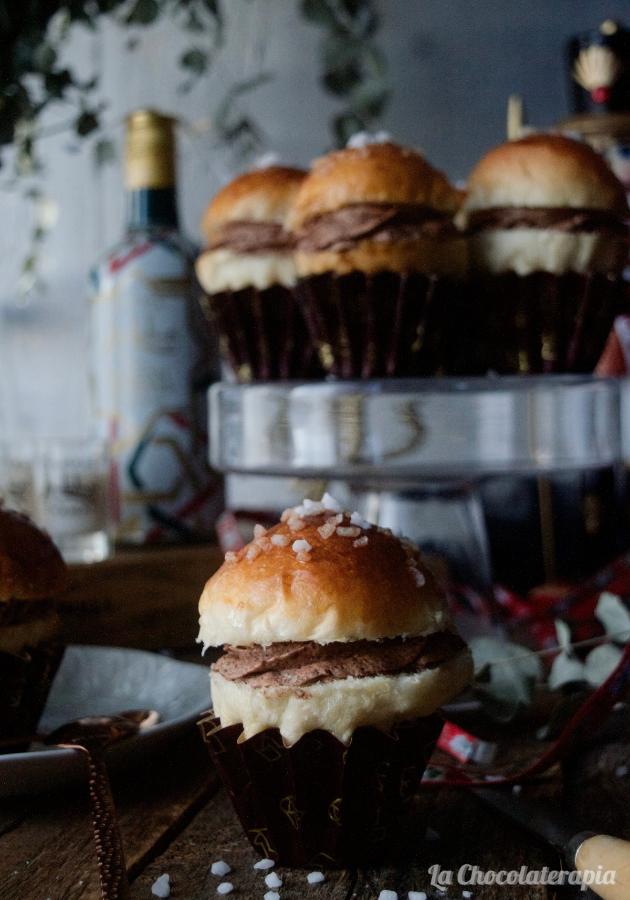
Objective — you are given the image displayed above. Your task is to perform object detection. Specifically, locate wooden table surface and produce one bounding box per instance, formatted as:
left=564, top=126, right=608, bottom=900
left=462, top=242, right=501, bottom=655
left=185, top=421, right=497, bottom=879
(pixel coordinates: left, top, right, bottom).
left=0, top=725, right=577, bottom=900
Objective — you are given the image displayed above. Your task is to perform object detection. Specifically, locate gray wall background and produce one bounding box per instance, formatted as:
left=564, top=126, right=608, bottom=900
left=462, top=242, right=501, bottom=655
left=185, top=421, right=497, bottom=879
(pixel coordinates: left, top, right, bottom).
left=0, top=0, right=626, bottom=436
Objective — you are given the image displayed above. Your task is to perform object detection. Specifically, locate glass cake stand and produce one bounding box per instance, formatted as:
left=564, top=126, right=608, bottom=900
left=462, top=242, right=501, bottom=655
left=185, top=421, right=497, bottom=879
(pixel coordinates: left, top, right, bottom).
left=209, top=376, right=627, bottom=591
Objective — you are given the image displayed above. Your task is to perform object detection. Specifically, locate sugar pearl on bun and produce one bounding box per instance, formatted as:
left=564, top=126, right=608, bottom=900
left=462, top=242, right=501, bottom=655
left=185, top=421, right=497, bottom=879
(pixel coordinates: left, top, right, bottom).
left=198, top=500, right=454, bottom=649
left=288, top=142, right=467, bottom=279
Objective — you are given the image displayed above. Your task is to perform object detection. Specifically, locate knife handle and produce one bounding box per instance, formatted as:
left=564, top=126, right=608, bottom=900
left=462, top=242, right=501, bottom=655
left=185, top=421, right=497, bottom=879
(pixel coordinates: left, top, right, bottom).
left=574, top=834, right=630, bottom=900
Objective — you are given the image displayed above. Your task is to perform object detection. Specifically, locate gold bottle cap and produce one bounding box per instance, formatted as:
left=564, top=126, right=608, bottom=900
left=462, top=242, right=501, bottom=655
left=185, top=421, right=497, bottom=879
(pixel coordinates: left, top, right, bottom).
left=125, top=109, right=176, bottom=191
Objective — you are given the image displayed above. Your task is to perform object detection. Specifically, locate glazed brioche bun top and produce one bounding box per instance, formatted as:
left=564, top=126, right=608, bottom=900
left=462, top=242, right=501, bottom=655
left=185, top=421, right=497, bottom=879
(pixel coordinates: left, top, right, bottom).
left=201, top=166, right=307, bottom=245
left=464, top=133, right=629, bottom=217
left=0, top=509, right=68, bottom=603
left=198, top=500, right=455, bottom=649
left=288, top=142, right=463, bottom=232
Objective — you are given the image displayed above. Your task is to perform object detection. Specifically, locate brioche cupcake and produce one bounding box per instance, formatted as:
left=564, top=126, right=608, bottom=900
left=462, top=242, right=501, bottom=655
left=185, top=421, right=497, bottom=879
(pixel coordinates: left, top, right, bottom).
left=198, top=494, right=473, bottom=866
left=288, top=138, right=468, bottom=378
left=461, top=133, right=630, bottom=374
left=0, top=508, right=68, bottom=749
left=196, top=165, right=320, bottom=381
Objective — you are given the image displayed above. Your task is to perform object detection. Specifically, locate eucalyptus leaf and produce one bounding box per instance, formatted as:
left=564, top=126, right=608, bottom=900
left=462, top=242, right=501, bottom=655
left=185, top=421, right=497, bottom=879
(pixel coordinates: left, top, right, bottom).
left=584, top=643, right=624, bottom=687
left=348, top=75, right=389, bottom=116
left=94, top=137, right=116, bottom=166
left=333, top=111, right=365, bottom=147
left=32, top=43, right=57, bottom=74
left=301, top=0, right=340, bottom=29
left=595, top=592, right=630, bottom=643
left=179, top=47, right=208, bottom=76
left=125, top=0, right=160, bottom=25
left=75, top=110, right=100, bottom=136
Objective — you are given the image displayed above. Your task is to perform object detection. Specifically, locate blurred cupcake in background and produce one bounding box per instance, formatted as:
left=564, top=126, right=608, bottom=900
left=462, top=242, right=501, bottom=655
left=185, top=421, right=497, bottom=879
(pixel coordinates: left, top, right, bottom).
left=288, top=136, right=468, bottom=378
left=461, top=133, right=630, bottom=374
left=196, top=163, right=320, bottom=381
left=0, top=509, right=68, bottom=750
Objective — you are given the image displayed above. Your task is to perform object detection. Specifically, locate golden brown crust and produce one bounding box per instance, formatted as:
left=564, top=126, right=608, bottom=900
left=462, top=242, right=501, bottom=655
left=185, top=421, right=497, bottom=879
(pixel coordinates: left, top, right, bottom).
left=288, top=143, right=464, bottom=232
left=464, top=134, right=629, bottom=217
left=198, top=510, right=454, bottom=647
left=201, top=167, right=307, bottom=244
left=0, top=509, right=68, bottom=603
left=295, top=235, right=468, bottom=278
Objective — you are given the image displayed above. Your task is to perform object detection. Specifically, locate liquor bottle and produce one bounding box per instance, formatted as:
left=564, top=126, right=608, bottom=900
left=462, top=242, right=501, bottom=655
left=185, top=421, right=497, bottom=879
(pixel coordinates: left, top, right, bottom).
left=90, top=109, right=220, bottom=544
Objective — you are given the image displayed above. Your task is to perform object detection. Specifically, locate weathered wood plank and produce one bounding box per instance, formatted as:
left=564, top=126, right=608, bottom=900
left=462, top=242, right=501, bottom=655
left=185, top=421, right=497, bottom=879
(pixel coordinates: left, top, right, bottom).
left=0, top=735, right=219, bottom=900
left=58, top=544, right=223, bottom=650
left=352, top=787, right=559, bottom=899
left=130, top=788, right=356, bottom=900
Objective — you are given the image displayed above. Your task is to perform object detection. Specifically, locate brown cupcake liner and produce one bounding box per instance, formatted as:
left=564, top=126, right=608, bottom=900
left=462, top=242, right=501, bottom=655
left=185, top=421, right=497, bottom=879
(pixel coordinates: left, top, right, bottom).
left=200, top=283, right=322, bottom=382
left=469, top=272, right=630, bottom=375
left=295, top=271, right=474, bottom=379
left=0, top=644, right=65, bottom=751
left=199, top=713, right=443, bottom=867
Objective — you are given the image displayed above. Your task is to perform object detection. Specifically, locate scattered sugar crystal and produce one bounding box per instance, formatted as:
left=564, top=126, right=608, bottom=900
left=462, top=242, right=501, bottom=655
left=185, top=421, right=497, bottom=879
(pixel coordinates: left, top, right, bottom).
left=271, top=534, right=289, bottom=546
left=211, top=862, right=231, bottom=877
left=318, top=521, right=337, bottom=540
left=254, top=524, right=267, bottom=538
left=307, top=872, right=325, bottom=884
left=512, top=784, right=522, bottom=795
left=254, top=859, right=275, bottom=870
left=264, top=892, right=280, bottom=900
left=350, top=511, right=371, bottom=529
left=151, top=874, right=170, bottom=898
left=246, top=543, right=262, bottom=561
left=408, top=893, right=426, bottom=900
left=617, top=765, right=629, bottom=777
left=289, top=516, right=306, bottom=532
left=256, top=536, right=272, bottom=552
left=322, top=492, right=343, bottom=513
left=463, top=893, right=472, bottom=898
left=425, top=827, right=440, bottom=841
left=281, top=508, right=293, bottom=522
left=296, top=549, right=311, bottom=563
left=337, top=526, right=361, bottom=538
left=354, top=536, right=368, bottom=547
left=378, top=891, right=397, bottom=900
left=224, top=551, right=237, bottom=563
left=265, top=872, right=282, bottom=888
left=217, top=883, right=233, bottom=894
left=297, top=499, right=325, bottom=516
left=293, top=539, right=312, bottom=553
left=346, top=130, right=391, bottom=149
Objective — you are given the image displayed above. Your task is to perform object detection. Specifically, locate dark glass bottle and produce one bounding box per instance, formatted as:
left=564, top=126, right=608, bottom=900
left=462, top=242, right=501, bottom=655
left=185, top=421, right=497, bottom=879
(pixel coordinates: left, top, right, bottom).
left=91, top=110, right=219, bottom=543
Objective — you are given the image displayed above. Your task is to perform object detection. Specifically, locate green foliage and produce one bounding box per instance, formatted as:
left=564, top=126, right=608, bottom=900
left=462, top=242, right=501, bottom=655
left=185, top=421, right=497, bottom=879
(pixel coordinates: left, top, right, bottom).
left=301, top=0, right=389, bottom=146
left=0, top=0, right=388, bottom=290
left=0, top=0, right=388, bottom=165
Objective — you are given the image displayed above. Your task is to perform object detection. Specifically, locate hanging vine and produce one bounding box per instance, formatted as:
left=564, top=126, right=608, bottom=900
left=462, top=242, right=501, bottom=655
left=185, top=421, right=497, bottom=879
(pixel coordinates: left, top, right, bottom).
left=0, top=0, right=389, bottom=293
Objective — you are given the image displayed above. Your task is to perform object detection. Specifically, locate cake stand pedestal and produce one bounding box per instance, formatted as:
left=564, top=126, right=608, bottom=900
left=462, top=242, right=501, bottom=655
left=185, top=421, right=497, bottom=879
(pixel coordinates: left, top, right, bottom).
left=209, top=376, right=626, bottom=591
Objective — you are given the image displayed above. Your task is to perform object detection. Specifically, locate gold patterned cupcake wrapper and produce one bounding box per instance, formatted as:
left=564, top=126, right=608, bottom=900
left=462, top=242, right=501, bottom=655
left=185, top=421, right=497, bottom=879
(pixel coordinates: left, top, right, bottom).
left=200, top=283, right=321, bottom=382
left=295, top=271, right=473, bottom=379
left=198, top=713, right=443, bottom=868
left=469, top=272, right=628, bottom=375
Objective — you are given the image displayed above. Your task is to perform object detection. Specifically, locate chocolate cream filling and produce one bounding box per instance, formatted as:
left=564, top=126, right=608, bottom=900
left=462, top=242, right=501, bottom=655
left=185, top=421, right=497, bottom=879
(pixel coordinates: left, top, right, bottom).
left=208, top=221, right=296, bottom=255
left=296, top=203, right=458, bottom=254
left=212, top=631, right=466, bottom=689
left=468, top=207, right=629, bottom=236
